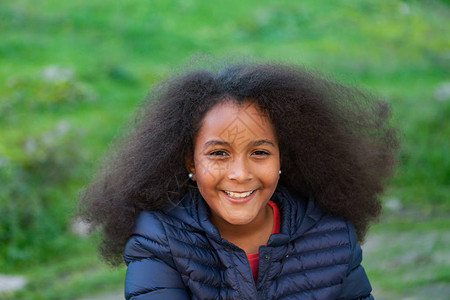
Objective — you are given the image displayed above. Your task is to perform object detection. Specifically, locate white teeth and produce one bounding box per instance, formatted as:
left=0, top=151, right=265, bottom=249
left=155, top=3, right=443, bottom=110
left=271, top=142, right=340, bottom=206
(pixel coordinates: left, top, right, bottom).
left=224, top=190, right=254, bottom=198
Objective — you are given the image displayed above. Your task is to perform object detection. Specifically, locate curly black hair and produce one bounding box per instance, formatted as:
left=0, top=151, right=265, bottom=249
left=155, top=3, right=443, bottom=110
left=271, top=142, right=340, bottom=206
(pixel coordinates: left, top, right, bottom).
left=78, top=61, right=399, bottom=265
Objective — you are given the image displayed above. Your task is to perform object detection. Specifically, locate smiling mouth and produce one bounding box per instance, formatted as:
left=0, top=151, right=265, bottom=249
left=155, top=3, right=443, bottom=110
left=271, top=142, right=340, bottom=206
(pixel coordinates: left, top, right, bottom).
left=223, top=190, right=255, bottom=198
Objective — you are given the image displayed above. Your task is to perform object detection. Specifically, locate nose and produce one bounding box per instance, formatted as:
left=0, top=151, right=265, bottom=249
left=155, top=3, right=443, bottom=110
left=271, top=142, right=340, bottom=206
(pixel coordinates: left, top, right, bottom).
left=226, top=157, right=253, bottom=182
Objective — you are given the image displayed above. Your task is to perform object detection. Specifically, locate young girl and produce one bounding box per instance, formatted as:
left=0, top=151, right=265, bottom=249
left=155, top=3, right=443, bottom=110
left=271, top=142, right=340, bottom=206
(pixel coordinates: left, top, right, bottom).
left=79, top=61, right=399, bottom=299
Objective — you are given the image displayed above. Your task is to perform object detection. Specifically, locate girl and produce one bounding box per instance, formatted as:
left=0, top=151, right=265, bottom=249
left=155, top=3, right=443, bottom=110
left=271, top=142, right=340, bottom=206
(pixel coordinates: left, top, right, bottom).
left=79, top=61, right=399, bottom=299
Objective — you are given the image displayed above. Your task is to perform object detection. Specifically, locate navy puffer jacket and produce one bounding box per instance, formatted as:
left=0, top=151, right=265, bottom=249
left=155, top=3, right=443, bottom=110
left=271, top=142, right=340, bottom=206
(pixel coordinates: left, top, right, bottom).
left=124, top=186, right=374, bottom=299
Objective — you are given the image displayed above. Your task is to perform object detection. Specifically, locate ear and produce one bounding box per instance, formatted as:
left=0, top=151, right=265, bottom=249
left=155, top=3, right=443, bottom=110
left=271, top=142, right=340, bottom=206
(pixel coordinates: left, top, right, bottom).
left=185, top=154, right=196, bottom=181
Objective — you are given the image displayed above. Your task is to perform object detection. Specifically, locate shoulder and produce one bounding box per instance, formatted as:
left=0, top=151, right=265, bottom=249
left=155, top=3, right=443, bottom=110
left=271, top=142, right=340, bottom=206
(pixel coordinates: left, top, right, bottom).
left=123, top=211, right=171, bottom=266
left=282, top=186, right=356, bottom=239
left=280, top=188, right=358, bottom=256
left=292, top=211, right=356, bottom=260
left=123, top=210, right=185, bottom=261
left=304, top=205, right=360, bottom=255
left=269, top=200, right=373, bottom=298
left=307, top=214, right=373, bottom=297
left=123, top=208, right=207, bottom=265
left=275, top=186, right=352, bottom=240
left=132, top=208, right=202, bottom=239
left=123, top=210, right=192, bottom=299
left=306, top=213, right=355, bottom=242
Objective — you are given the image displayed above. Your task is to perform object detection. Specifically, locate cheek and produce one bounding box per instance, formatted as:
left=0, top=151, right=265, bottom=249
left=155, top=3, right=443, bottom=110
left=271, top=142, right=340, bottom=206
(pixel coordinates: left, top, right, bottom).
left=260, top=157, right=280, bottom=180
left=195, top=158, right=215, bottom=179
left=265, top=170, right=280, bottom=186
left=193, top=158, right=220, bottom=190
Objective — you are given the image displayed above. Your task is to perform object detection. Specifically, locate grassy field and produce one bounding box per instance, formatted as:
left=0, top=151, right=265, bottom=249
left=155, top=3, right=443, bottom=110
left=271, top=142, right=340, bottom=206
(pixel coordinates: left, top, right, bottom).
left=1, top=0, right=449, bottom=299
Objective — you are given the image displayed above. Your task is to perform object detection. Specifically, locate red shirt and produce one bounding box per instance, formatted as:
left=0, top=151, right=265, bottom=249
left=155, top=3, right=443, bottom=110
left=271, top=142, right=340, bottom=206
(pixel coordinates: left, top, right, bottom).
left=246, top=200, right=280, bottom=282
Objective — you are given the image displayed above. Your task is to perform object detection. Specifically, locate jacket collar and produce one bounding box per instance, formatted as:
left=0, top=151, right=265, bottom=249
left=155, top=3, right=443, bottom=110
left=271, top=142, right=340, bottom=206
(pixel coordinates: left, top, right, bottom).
left=268, top=185, right=323, bottom=246
left=165, top=185, right=324, bottom=245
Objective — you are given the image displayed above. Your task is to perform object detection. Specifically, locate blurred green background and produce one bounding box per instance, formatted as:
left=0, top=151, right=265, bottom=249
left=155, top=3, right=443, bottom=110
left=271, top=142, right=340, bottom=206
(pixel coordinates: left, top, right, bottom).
left=0, top=0, right=449, bottom=299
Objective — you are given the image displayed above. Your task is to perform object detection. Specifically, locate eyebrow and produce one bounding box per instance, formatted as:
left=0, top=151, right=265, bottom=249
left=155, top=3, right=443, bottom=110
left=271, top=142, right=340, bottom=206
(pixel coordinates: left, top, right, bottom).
left=203, top=139, right=275, bottom=148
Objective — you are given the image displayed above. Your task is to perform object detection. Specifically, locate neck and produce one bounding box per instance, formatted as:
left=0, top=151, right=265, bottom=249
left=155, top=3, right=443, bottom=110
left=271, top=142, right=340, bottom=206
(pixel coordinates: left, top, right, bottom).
left=211, top=203, right=274, bottom=254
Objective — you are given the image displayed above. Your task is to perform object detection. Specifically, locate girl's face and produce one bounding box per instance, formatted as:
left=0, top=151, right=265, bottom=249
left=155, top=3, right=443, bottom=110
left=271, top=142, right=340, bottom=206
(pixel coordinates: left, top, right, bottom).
left=188, top=99, right=280, bottom=230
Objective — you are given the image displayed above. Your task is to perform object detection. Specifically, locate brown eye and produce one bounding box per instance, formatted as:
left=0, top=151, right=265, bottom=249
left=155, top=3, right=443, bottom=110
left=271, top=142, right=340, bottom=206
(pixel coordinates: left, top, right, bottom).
left=253, top=150, right=270, bottom=156
left=209, top=150, right=228, bottom=156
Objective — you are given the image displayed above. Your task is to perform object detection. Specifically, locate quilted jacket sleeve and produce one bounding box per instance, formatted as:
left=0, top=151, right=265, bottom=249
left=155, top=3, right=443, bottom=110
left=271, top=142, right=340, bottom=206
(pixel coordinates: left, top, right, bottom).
left=123, top=214, right=190, bottom=300
left=338, top=221, right=374, bottom=300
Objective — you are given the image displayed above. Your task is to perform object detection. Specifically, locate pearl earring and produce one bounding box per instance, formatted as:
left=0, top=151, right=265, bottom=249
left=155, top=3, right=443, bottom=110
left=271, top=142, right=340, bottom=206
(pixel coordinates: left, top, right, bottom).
left=279, top=170, right=282, bottom=175
left=188, top=173, right=194, bottom=179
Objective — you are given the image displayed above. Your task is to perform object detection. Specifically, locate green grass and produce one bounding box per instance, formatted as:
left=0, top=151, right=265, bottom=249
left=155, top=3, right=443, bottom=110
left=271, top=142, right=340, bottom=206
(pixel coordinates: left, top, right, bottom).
left=1, top=234, right=126, bottom=300
left=364, top=213, right=450, bottom=298
left=0, top=0, right=449, bottom=298
left=2, top=0, right=448, bottom=205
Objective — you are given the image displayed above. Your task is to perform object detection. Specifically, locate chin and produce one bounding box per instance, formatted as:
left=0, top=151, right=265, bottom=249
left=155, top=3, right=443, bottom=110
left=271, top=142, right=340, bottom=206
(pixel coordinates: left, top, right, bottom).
left=224, top=215, right=255, bottom=226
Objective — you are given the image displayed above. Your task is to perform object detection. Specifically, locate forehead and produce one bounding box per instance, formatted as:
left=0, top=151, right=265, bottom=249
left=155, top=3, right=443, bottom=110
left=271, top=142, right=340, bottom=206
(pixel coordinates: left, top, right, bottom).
left=196, top=100, right=277, bottom=144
